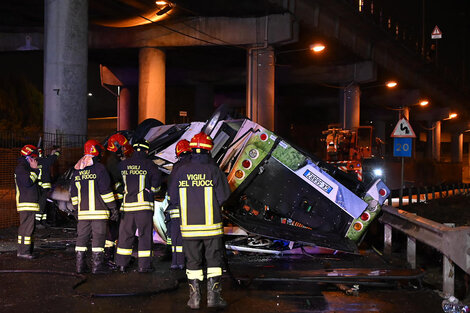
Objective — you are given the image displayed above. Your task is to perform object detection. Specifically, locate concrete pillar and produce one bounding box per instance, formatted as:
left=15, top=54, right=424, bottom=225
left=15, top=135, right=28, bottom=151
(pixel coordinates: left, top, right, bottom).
left=43, top=0, right=88, bottom=138
left=194, top=83, right=214, bottom=122
left=426, top=120, right=433, bottom=159
left=118, top=87, right=132, bottom=131
left=246, top=46, right=275, bottom=131
left=451, top=133, right=463, bottom=163
left=138, top=47, right=165, bottom=124
left=432, top=120, right=441, bottom=162
left=340, top=83, right=360, bottom=130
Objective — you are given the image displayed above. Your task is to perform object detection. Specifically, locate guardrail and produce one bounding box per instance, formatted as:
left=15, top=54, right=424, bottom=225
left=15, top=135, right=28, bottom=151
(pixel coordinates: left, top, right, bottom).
left=378, top=204, right=470, bottom=296
left=386, top=183, right=470, bottom=208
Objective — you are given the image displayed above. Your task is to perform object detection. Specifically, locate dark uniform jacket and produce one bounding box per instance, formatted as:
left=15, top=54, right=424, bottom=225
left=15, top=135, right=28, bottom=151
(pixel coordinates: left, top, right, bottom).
left=14, top=157, right=40, bottom=212
left=104, top=152, right=125, bottom=200
left=119, top=151, right=162, bottom=212
left=70, top=161, right=116, bottom=220
left=37, top=152, right=59, bottom=189
left=166, top=153, right=191, bottom=219
left=168, top=153, right=230, bottom=239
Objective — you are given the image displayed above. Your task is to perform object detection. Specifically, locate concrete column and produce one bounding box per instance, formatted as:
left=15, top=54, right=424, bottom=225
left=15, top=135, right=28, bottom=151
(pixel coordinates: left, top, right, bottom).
left=43, top=0, right=88, bottom=137
left=118, top=87, right=132, bottom=131
left=432, top=120, right=441, bottom=162
left=246, top=46, right=275, bottom=131
left=340, top=83, right=360, bottom=130
left=451, top=133, right=463, bottom=163
left=138, top=47, right=165, bottom=124
left=194, top=83, right=214, bottom=122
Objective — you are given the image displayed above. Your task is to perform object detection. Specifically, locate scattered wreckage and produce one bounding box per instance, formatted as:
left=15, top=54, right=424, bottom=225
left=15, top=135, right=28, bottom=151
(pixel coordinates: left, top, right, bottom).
left=50, top=107, right=390, bottom=255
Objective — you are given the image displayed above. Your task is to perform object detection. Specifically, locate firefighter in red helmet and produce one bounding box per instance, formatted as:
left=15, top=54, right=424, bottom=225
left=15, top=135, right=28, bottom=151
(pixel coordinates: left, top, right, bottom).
left=166, top=139, right=192, bottom=270
left=168, top=132, right=231, bottom=309
left=70, top=139, right=119, bottom=274
left=15, top=145, right=40, bottom=259
left=102, top=133, right=133, bottom=266
left=36, top=146, right=61, bottom=226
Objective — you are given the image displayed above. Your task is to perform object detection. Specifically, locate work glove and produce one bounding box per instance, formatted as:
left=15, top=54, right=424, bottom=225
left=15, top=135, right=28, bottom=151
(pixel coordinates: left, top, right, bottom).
left=109, top=209, right=119, bottom=222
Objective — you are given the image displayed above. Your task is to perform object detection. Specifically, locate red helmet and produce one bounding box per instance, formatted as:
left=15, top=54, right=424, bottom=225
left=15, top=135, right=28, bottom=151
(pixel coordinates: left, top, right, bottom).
left=84, top=139, right=104, bottom=156
left=190, top=132, right=213, bottom=151
left=21, top=145, right=38, bottom=158
left=175, top=139, right=191, bottom=157
left=107, top=133, right=133, bottom=157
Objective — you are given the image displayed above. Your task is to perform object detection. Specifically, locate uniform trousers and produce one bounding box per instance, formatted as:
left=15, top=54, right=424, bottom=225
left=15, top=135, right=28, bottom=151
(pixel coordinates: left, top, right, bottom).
left=75, top=220, right=107, bottom=252
left=115, top=210, right=153, bottom=269
left=183, top=237, right=224, bottom=280
left=18, top=211, right=36, bottom=255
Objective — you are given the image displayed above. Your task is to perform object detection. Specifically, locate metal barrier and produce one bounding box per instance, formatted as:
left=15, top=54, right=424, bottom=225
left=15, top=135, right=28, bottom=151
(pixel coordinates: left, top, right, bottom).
left=0, top=131, right=87, bottom=228
left=387, top=183, right=470, bottom=208
left=379, top=205, right=470, bottom=296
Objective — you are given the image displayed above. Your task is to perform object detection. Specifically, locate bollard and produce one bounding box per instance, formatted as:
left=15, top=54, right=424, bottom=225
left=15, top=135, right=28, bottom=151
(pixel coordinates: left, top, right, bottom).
left=439, top=185, right=443, bottom=199
left=407, top=236, right=416, bottom=269
left=384, top=224, right=392, bottom=258
left=417, top=187, right=421, bottom=203
left=424, top=186, right=429, bottom=202
left=408, top=187, right=412, bottom=205
left=443, top=223, right=456, bottom=296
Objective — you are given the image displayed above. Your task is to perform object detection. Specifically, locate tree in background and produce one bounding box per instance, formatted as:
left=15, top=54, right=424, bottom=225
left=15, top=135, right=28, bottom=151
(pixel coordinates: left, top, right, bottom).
left=0, top=75, right=43, bottom=132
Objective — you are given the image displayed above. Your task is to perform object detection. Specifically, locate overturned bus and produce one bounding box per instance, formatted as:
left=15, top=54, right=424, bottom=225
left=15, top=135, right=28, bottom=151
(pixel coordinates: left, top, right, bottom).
left=143, top=109, right=390, bottom=254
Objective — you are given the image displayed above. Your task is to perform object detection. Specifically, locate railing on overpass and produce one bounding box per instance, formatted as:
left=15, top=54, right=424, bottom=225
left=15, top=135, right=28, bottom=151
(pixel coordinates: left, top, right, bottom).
left=378, top=202, right=470, bottom=297
left=386, top=183, right=470, bottom=208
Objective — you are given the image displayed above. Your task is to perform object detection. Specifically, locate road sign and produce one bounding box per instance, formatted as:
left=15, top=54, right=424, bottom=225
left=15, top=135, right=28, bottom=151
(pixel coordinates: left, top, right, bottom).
left=393, top=137, right=412, bottom=157
left=391, top=118, right=416, bottom=138
left=431, top=25, right=442, bottom=39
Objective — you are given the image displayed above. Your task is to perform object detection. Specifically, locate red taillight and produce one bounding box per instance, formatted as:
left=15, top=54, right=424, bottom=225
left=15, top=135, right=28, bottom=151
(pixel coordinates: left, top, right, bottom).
left=260, top=133, right=268, bottom=141
left=360, top=212, right=370, bottom=221
left=242, top=159, right=252, bottom=169
left=379, top=188, right=387, bottom=197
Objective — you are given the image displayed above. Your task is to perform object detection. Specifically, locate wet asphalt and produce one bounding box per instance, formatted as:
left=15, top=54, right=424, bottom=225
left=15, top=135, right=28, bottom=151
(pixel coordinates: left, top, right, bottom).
left=0, top=225, right=453, bottom=313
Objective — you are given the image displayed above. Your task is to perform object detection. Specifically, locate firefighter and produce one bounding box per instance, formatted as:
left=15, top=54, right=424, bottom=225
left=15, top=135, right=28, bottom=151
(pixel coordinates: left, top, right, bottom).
left=168, top=132, right=231, bottom=309
left=36, top=147, right=61, bottom=226
left=115, top=139, right=162, bottom=273
left=70, top=140, right=119, bottom=274
left=15, top=144, right=41, bottom=259
left=103, top=133, right=133, bottom=266
left=166, top=139, right=192, bottom=270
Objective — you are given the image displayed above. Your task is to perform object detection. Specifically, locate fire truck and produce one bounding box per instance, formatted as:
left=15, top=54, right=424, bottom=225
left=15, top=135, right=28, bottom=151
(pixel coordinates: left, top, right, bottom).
left=322, top=125, right=383, bottom=183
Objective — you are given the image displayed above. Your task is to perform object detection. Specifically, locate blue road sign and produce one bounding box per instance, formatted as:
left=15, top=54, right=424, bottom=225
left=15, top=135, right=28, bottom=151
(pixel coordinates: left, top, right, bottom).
left=393, top=137, right=412, bottom=157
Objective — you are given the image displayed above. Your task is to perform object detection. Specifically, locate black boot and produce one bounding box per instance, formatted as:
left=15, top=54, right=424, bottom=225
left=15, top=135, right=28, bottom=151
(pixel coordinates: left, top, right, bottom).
left=104, top=247, right=118, bottom=270
left=91, top=252, right=110, bottom=274
left=76, top=251, right=89, bottom=274
left=207, top=276, right=227, bottom=308
left=187, top=279, right=201, bottom=309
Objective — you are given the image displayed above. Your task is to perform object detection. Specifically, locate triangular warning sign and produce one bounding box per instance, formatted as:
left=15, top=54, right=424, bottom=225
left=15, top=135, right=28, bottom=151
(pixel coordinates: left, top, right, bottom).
left=431, top=25, right=442, bottom=39
left=391, top=118, right=416, bottom=138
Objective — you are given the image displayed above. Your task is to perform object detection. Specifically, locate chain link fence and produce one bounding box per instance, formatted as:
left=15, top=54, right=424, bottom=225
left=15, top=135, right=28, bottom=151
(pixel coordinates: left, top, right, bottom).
left=0, top=131, right=87, bottom=228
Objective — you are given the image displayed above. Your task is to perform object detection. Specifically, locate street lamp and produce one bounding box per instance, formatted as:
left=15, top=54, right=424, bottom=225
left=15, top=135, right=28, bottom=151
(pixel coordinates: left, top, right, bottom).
left=309, top=43, right=326, bottom=53
left=386, top=81, right=398, bottom=88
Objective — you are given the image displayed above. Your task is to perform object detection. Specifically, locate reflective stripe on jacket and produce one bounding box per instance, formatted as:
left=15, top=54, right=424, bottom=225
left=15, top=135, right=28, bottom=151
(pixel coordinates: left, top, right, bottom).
left=70, top=161, right=116, bottom=220
left=168, top=153, right=230, bottom=239
left=15, top=157, right=40, bottom=212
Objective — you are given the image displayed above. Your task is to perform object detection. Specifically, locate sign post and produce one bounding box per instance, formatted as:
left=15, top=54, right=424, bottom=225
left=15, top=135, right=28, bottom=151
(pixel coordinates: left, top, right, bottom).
left=391, top=118, right=416, bottom=208
left=431, top=25, right=442, bottom=65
